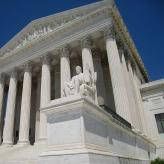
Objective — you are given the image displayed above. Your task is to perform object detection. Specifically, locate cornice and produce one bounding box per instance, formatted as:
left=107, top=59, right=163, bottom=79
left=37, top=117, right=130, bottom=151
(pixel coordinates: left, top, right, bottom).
left=140, top=79, right=164, bottom=92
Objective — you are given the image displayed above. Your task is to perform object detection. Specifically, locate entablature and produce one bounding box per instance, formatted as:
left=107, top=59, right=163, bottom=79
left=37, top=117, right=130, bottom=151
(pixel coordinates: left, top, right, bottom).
left=0, top=0, right=149, bottom=82
left=0, top=0, right=113, bottom=58
left=0, top=6, right=112, bottom=74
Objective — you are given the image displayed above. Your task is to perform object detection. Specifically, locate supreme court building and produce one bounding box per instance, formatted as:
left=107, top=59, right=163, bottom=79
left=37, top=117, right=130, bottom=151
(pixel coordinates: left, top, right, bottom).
left=0, top=0, right=163, bottom=163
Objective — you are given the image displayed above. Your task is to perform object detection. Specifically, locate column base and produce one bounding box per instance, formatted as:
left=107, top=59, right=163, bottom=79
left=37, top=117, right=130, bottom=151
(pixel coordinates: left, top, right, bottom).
left=35, top=138, right=47, bottom=145
left=2, top=141, right=13, bottom=147
left=17, top=140, right=30, bottom=146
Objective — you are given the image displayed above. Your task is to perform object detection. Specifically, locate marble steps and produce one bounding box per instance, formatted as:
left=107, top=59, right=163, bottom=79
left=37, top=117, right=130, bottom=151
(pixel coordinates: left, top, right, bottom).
left=0, top=160, right=37, bottom=164
left=0, top=144, right=46, bottom=163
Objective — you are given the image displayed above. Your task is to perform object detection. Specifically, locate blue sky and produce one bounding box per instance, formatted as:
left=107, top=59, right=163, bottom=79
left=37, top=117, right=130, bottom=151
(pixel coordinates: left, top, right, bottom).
left=0, top=0, right=163, bottom=80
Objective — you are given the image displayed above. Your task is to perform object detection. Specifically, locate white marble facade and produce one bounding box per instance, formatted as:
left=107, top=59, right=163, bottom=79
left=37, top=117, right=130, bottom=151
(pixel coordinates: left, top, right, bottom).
left=0, top=0, right=161, bottom=163
left=141, top=80, right=164, bottom=159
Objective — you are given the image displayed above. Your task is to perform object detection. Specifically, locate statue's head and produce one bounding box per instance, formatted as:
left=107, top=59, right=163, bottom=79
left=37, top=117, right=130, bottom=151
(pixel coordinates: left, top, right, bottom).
left=76, top=66, right=82, bottom=75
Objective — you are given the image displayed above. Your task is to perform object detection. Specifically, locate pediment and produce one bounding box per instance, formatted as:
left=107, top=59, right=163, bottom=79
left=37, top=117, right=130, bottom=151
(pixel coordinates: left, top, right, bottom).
left=0, top=1, right=113, bottom=58
left=0, top=0, right=150, bottom=81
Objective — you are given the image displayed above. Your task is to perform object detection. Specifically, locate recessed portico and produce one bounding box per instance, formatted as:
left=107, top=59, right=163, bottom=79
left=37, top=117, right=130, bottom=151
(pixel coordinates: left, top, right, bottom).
left=0, top=1, right=156, bottom=163
left=0, top=27, right=147, bottom=146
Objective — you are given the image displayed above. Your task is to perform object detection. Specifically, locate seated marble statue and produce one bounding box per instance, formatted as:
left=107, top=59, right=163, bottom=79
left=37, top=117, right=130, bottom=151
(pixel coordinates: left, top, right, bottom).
left=63, top=65, right=97, bottom=101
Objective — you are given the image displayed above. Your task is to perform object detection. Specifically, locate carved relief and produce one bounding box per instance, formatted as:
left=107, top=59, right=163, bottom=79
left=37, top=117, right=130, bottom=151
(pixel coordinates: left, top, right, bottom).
left=0, top=13, right=86, bottom=57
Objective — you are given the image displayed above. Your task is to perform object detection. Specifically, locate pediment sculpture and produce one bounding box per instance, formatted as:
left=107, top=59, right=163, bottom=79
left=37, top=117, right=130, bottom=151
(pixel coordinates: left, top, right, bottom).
left=63, top=65, right=97, bottom=102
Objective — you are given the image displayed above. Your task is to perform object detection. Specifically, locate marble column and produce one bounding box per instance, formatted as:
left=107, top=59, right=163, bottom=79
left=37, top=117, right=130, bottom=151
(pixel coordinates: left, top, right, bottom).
left=119, top=49, right=141, bottom=129
left=40, top=55, right=51, bottom=107
left=81, top=37, right=98, bottom=103
left=127, top=60, right=143, bottom=131
left=81, top=36, right=94, bottom=74
left=18, top=64, right=32, bottom=145
left=0, top=75, right=4, bottom=144
left=133, top=68, right=148, bottom=135
left=60, top=46, right=71, bottom=97
left=143, top=99, right=159, bottom=140
left=93, top=49, right=106, bottom=106
left=39, top=55, right=51, bottom=142
left=142, top=99, right=152, bottom=138
left=3, top=71, right=17, bottom=145
left=104, top=28, right=132, bottom=123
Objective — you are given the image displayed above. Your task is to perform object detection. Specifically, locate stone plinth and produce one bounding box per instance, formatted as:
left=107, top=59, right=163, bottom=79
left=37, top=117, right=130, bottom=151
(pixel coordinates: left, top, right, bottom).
left=39, top=96, right=155, bottom=164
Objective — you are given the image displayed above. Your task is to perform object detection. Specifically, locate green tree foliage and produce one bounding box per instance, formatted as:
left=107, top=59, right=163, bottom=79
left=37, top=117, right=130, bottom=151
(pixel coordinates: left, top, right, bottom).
left=151, top=158, right=164, bottom=164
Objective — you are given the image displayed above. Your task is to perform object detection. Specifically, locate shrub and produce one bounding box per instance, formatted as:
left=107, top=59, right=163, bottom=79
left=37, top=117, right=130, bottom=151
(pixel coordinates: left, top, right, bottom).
left=151, top=157, right=164, bottom=164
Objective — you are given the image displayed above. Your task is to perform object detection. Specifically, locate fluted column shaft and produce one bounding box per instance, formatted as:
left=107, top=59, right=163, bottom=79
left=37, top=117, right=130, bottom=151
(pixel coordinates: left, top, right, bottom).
left=81, top=37, right=94, bottom=74
left=3, top=72, right=17, bottom=145
left=133, top=68, right=148, bottom=135
left=40, top=56, right=51, bottom=107
left=60, top=46, right=71, bottom=97
left=127, top=60, right=143, bottom=131
left=0, top=75, right=4, bottom=144
left=81, top=37, right=98, bottom=103
left=18, top=64, right=32, bottom=144
left=104, top=29, right=132, bottom=123
left=39, top=55, right=51, bottom=142
left=120, top=49, right=141, bottom=129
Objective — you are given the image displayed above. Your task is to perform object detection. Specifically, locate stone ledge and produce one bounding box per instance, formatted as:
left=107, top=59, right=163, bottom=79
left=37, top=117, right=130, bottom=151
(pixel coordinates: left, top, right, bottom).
left=40, top=147, right=149, bottom=161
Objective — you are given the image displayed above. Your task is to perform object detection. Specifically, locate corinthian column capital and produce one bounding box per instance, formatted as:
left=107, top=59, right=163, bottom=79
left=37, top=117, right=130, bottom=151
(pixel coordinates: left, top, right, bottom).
left=41, top=55, right=50, bottom=65
left=9, top=69, right=18, bottom=79
left=118, top=48, right=124, bottom=55
left=81, top=36, right=92, bottom=48
left=23, top=62, right=32, bottom=72
left=103, top=26, right=115, bottom=40
left=60, top=45, right=70, bottom=58
left=124, top=50, right=131, bottom=62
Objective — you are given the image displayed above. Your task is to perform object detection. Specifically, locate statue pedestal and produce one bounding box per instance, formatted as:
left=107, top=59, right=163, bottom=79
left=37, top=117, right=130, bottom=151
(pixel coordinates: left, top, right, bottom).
left=38, top=95, right=154, bottom=164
